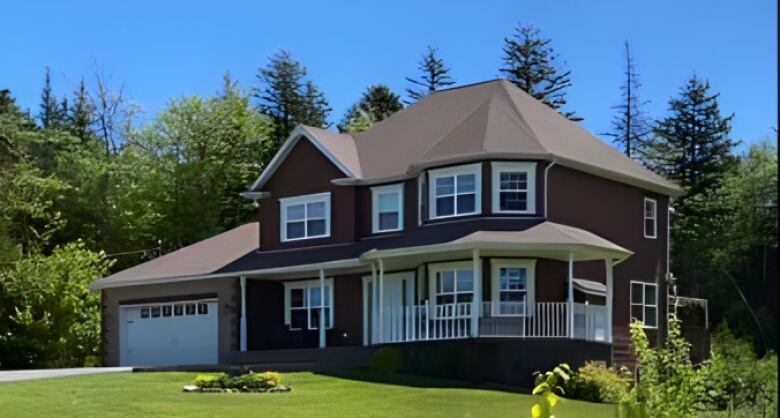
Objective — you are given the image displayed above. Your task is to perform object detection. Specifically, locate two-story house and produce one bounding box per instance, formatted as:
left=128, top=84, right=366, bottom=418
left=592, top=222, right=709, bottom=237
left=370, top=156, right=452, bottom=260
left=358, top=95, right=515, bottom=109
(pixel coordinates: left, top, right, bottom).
left=90, top=79, right=682, bottom=385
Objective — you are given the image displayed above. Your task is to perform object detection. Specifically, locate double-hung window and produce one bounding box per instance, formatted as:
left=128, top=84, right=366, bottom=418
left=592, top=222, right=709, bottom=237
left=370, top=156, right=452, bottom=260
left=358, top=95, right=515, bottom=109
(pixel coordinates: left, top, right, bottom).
left=428, top=163, right=482, bottom=219
left=644, top=198, right=657, bottom=239
left=491, top=162, right=536, bottom=214
left=285, top=279, right=334, bottom=330
left=490, top=259, right=536, bottom=316
left=372, top=184, right=404, bottom=233
left=280, top=192, right=331, bottom=241
left=429, top=262, right=474, bottom=318
left=630, top=281, right=658, bottom=327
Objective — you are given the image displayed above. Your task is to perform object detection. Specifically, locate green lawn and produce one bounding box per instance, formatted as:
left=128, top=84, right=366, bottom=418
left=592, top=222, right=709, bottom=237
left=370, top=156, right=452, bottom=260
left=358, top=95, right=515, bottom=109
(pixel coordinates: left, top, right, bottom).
left=0, top=370, right=616, bottom=417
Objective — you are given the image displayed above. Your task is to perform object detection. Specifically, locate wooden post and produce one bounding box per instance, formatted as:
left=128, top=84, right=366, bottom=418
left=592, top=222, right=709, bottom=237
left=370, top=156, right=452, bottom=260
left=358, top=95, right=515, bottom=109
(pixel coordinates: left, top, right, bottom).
left=378, top=258, right=384, bottom=343
left=471, top=248, right=481, bottom=338
left=319, top=267, right=326, bottom=348
left=568, top=252, right=574, bottom=339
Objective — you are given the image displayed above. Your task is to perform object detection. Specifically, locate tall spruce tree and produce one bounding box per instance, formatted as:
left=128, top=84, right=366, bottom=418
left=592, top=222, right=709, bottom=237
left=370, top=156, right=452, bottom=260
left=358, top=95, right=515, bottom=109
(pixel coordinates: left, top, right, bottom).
left=604, top=42, right=652, bottom=159
left=500, top=23, right=580, bottom=121
left=253, top=50, right=331, bottom=152
left=69, top=77, right=95, bottom=142
left=405, top=46, right=456, bottom=104
left=338, top=84, right=403, bottom=133
left=39, top=67, right=62, bottom=128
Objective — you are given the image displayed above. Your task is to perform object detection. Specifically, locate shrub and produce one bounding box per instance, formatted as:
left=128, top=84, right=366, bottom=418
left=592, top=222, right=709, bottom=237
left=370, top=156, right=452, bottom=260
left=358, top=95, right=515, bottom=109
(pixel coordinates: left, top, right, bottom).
left=369, top=347, right=403, bottom=374
left=194, top=373, right=227, bottom=389
left=193, top=371, right=283, bottom=390
left=567, top=362, right=631, bottom=403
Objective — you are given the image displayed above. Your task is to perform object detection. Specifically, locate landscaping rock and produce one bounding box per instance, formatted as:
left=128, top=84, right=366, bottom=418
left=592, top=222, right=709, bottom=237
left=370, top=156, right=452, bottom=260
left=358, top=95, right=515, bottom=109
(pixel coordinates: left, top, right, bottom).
left=182, top=385, right=200, bottom=392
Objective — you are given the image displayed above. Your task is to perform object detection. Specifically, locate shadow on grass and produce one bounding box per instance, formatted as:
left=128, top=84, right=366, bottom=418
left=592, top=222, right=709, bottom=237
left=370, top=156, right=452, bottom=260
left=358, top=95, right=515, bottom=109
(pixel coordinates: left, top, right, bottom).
left=316, top=367, right=531, bottom=395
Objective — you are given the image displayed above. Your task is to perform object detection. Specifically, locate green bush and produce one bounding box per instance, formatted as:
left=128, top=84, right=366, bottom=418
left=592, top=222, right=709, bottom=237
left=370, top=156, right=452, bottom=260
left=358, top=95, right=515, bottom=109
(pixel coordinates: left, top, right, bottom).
left=193, top=371, right=284, bottom=390
left=369, top=347, right=403, bottom=374
left=567, top=362, right=631, bottom=403
left=193, top=373, right=227, bottom=389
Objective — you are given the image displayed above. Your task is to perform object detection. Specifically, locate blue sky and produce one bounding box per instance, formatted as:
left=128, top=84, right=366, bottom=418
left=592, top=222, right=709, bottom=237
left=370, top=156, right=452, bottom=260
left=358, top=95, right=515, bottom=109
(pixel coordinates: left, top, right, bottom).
left=1, top=0, right=777, bottom=147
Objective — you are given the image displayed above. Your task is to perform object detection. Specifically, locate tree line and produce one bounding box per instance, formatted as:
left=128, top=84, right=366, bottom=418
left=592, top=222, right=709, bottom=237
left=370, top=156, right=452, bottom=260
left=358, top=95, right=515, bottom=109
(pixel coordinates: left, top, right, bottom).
left=0, top=22, right=775, bottom=368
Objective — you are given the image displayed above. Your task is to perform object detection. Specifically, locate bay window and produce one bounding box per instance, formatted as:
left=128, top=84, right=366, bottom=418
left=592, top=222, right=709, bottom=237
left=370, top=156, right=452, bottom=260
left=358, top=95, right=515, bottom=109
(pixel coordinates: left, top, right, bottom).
left=280, top=192, right=331, bottom=241
left=428, top=163, right=482, bottom=219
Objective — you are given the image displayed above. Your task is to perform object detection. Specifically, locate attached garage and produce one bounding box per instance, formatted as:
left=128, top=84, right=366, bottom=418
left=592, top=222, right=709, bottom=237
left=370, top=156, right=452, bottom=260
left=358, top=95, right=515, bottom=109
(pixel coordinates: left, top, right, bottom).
left=119, top=299, right=219, bottom=366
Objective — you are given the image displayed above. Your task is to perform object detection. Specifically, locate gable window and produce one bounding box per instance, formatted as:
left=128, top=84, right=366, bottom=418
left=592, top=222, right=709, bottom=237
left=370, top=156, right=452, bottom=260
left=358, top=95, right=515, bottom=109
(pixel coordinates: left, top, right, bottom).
left=372, top=184, right=404, bottom=233
left=285, top=279, right=334, bottom=331
left=644, top=198, right=657, bottom=239
left=429, top=262, right=474, bottom=318
left=630, top=281, right=658, bottom=327
left=491, top=162, right=537, bottom=214
left=428, top=163, right=482, bottom=219
left=490, top=259, right=536, bottom=316
left=280, top=192, right=331, bottom=241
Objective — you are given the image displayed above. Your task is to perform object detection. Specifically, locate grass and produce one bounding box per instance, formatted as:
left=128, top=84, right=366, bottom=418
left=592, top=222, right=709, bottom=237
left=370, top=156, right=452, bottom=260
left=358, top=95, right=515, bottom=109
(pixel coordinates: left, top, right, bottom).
left=0, top=370, right=617, bottom=417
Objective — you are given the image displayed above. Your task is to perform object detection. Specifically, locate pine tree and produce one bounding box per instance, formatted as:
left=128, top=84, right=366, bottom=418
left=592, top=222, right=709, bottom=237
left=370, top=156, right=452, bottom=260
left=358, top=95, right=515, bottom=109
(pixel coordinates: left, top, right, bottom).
left=338, top=84, right=402, bottom=133
left=39, top=67, right=61, bottom=128
left=405, top=46, right=455, bottom=104
left=337, top=104, right=373, bottom=133
left=603, top=42, right=652, bottom=158
left=69, top=77, right=95, bottom=142
left=499, top=23, right=580, bottom=121
left=253, top=50, right=331, bottom=149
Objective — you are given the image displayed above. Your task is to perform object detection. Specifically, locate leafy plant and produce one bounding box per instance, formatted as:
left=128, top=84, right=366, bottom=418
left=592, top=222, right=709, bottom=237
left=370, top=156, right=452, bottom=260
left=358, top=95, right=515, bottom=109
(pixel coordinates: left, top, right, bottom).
left=531, top=363, right=572, bottom=418
left=193, top=371, right=283, bottom=390
left=567, top=362, right=631, bottom=403
left=193, top=373, right=227, bottom=389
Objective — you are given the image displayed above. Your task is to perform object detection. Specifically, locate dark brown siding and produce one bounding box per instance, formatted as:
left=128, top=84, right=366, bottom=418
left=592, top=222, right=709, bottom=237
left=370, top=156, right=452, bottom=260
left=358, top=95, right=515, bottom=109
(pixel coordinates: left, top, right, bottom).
left=548, top=165, right=668, bottom=342
left=258, top=138, right=355, bottom=250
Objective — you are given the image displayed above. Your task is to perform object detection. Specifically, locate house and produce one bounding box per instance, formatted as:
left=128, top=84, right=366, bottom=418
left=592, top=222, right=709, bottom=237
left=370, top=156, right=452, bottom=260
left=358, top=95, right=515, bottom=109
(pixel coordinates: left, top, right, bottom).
left=90, top=79, right=682, bottom=385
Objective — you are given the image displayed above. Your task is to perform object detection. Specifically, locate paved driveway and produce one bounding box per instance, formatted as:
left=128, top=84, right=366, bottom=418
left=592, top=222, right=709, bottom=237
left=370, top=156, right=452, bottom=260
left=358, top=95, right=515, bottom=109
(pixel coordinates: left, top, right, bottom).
left=0, top=367, right=132, bottom=383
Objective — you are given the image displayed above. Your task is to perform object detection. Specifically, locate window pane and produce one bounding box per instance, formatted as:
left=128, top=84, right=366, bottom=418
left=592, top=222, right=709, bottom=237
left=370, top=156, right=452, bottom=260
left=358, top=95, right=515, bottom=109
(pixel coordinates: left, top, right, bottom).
left=140, top=307, right=150, bottom=318
left=500, top=191, right=527, bottom=211
left=173, top=304, right=183, bottom=316
left=456, top=270, right=474, bottom=291
left=308, top=201, right=326, bottom=219
left=500, top=172, right=527, bottom=190
left=287, top=221, right=305, bottom=239
left=287, top=204, right=305, bottom=221
left=645, top=200, right=655, bottom=217
left=631, top=305, right=643, bottom=321
left=456, top=293, right=473, bottom=303
left=291, top=309, right=307, bottom=329
left=437, top=295, right=454, bottom=305
left=198, top=303, right=208, bottom=315
left=436, top=177, right=454, bottom=196
left=457, top=174, right=476, bottom=193
left=186, top=303, right=196, bottom=315
left=290, top=288, right=305, bottom=308
left=162, top=305, right=172, bottom=317
left=501, top=268, right=526, bottom=290
left=645, top=286, right=657, bottom=305
left=436, top=196, right=454, bottom=216
left=309, top=308, right=321, bottom=329
left=324, top=308, right=332, bottom=328
left=438, top=271, right=455, bottom=292
left=500, top=291, right=525, bottom=302
left=309, top=287, right=322, bottom=307
left=645, top=219, right=655, bottom=237
left=324, top=286, right=331, bottom=306
left=456, top=193, right=475, bottom=213
left=631, top=283, right=643, bottom=304
left=307, top=219, right=326, bottom=236
left=151, top=306, right=161, bottom=318
left=378, top=192, right=399, bottom=213
left=644, top=307, right=657, bottom=326
left=379, top=212, right=399, bottom=230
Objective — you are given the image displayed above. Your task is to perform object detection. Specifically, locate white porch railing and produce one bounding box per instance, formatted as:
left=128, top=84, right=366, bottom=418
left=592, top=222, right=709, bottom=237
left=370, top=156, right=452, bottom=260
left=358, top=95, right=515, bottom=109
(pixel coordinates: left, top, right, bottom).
left=375, top=301, right=609, bottom=344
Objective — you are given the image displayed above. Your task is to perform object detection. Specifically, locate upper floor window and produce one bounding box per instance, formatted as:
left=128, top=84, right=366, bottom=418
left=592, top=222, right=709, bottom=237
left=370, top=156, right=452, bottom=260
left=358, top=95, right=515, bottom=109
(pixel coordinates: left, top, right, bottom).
left=630, top=281, right=658, bottom=328
left=491, top=162, right=536, bottom=214
left=644, top=198, right=657, bottom=239
left=280, top=192, right=331, bottom=242
left=428, top=163, right=482, bottom=219
left=372, top=184, right=404, bottom=233
left=284, top=279, right=334, bottom=330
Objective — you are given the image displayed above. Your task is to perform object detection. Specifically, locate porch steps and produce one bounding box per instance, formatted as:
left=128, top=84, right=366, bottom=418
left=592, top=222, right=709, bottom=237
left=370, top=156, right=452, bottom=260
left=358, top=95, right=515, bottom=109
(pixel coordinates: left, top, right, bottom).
left=611, top=335, right=636, bottom=370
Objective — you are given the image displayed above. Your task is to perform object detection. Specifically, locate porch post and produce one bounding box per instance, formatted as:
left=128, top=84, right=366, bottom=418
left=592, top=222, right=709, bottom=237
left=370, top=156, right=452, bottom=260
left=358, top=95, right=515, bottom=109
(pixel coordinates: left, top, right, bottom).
left=240, top=275, right=247, bottom=352
left=568, top=252, right=574, bottom=339
left=371, top=262, right=377, bottom=344
left=319, top=267, right=326, bottom=349
left=378, top=258, right=384, bottom=343
left=471, top=248, right=481, bottom=337
left=605, top=258, right=614, bottom=343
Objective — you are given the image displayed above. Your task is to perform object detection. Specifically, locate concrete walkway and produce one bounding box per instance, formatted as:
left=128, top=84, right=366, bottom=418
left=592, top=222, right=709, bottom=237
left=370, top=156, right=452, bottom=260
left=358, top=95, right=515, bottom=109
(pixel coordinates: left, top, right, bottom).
left=0, top=367, right=132, bottom=383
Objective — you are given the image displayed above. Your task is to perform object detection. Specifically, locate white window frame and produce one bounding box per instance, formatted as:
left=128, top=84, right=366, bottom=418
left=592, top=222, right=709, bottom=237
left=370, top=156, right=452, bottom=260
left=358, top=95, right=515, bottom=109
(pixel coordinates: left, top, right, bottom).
left=428, top=163, right=482, bottom=220
left=371, top=183, right=404, bottom=233
left=630, top=281, right=658, bottom=328
left=427, top=261, right=474, bottom=318
left=417, top=173, right=426, bottom=226
left=491, top=162, right=537, bottom=214
left=490, top=259, right=536, bottom=317
left=283, top=279, right=334, bottom=331
left=644, top=198, right=657, bottom=239
left=279, top=192, right=331, bottom=242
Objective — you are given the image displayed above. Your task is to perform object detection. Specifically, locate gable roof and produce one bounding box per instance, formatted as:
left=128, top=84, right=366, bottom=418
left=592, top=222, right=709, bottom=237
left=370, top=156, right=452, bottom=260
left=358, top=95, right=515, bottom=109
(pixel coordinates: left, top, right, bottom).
left=249, top=79, right=682, bottom=196
left=89, top=223, right=259, bottom=290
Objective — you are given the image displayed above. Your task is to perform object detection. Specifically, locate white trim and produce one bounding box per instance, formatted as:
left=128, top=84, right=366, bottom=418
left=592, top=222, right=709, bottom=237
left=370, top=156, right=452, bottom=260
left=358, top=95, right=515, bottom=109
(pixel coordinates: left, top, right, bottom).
left=417, top=173, right=425, bottom=226
left=428, top=163, right=482, bottom=220
left=490, top=259, right=536, bottom=317
left=630, top=280, right=658, bottom=328
left=491, top=162, right=537, bottom=214
left=371, top=183, right=404, bottom=233
left=643, top=197, right=658, bottom=239
left=544, top=161, right=556, bottom=218
left=279, top=192, right=331, bottom=242
left=249, top=126, right=354, bottom=192
left=283, top=278, right=334, bottom=331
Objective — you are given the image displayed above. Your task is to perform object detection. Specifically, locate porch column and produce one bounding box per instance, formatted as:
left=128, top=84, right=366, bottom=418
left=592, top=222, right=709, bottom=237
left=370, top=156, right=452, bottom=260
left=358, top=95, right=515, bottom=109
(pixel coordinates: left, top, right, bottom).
left=240, top=275, right=247, bottom=352
left=568, top=252, right=574, bottom=339
left=319, top=267, right=326, bottom=349
left=378, top=258, right=384, bottom=343
left=605, top=259, right=614, bottom=343
left=471, top=248, right=481, bottom=337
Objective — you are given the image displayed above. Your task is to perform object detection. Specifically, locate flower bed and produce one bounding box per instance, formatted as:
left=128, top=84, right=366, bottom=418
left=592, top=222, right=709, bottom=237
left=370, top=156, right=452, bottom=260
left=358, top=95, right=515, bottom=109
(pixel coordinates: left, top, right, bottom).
left=182, top=371, right=291, bottom=393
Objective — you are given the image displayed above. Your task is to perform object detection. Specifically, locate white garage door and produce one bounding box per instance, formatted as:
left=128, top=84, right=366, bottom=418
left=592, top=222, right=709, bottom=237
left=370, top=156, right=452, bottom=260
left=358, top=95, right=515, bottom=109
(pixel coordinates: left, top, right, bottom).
left=120, top=299, right=218, bottom=366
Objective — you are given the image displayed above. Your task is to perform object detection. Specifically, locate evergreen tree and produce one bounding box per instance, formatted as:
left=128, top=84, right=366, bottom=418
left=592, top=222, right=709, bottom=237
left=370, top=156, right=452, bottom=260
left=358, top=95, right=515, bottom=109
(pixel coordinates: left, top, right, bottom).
left=338, top=84, right=403, bottom=133
left=253, top=50, right=331, bottom=153
left=69, top=77, right=95, bottom=142
left=604, top=42, right=652, bottom=159
left=499, top=23, right=580, bottom=121
left=405, top=46, right=456, bottom=104
left=39, top=67, right=60, bottom=128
